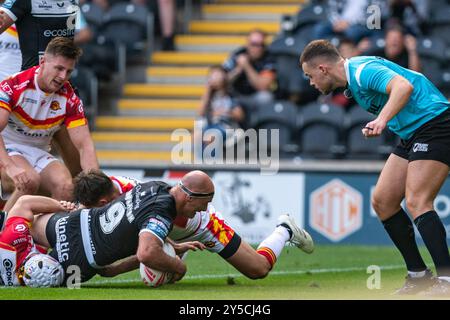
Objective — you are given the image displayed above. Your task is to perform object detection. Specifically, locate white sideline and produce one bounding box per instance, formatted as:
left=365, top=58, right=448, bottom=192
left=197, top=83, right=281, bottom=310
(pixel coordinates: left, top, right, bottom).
left=84, top=264, right=405, bottom=286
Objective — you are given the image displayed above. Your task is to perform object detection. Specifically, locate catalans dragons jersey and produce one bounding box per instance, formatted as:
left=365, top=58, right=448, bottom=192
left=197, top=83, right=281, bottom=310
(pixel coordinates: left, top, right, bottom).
left=0, top=65, right=87, bottom=150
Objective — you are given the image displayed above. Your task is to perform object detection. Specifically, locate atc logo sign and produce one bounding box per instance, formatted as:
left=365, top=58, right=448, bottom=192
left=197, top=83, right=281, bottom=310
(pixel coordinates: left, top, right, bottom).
left=310, top=179, right=362, bottom=242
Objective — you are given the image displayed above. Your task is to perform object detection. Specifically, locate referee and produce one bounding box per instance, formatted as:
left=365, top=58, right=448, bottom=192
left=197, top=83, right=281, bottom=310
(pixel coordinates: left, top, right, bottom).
left=300, top=39, right=450, bottom=296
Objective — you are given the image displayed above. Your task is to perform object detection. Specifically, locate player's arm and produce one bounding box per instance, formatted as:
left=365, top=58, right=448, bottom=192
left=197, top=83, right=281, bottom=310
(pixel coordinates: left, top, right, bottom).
left=137, top=232, right=187, bottom=281
left=0, top=10, right=14, bottom=34
left=166, top=238, right=206, bottom=256
left=377, top=76, right=413, bottom=123
left=52, top=127, right=82, bottom=177
left=96, top=255, right=140, bottom=278
left=0, top=0, right=30, bottom=34
left=97, top=240, right=205, bottom=278
left=358, top=61, right=414, bottom=137
left=0, top=108, right=30, bottom=191
left=8, top=195, right=75, bottom=221
left=0, top=84, right=32, bottom=191
left=363, top=75, right=413, bottom=137
left=67, top=124, right=99, bottom=171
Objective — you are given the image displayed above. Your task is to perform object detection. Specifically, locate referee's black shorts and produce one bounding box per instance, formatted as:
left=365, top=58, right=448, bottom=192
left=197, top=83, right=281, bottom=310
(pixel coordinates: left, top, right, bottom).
left=393, top=108, right=450, bottom=167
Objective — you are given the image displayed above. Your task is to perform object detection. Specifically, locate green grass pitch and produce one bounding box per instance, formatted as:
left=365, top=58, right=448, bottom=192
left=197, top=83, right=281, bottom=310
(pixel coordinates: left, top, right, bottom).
left=0, top=245, right=439, bottom=300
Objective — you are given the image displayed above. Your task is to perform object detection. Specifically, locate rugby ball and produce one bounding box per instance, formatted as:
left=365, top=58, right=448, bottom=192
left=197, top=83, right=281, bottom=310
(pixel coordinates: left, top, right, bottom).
left=140, top=242, right=176, bottom=287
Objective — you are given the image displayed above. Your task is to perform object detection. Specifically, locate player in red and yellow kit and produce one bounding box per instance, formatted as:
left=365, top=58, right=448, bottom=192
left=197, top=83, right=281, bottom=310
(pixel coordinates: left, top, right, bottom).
left=0, top=195, right=73, bottom=287
left=0, top=37, right=98, bottom=212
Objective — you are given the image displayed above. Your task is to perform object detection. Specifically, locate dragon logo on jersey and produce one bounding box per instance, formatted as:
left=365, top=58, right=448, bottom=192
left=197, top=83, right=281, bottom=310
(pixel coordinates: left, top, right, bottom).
left=50, top=101, right=61, bottom=111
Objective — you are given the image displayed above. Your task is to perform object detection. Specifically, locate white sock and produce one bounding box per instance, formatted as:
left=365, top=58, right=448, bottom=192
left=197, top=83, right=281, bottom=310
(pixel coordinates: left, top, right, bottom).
left=407, top=270, right=427, bottom=278
left=438, top=276, right=450, bottom=283
left=257, top=226, right=290, bottom=259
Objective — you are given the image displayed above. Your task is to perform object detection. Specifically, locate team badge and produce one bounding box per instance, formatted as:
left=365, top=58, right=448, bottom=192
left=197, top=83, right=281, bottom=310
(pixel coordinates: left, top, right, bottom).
left=50, top=101, right=61, bottom=111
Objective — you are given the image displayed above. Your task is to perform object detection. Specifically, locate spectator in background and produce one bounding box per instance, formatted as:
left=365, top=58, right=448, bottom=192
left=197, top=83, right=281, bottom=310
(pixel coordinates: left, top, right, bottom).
left=313, top=0, right=378, bottom=43
left=382, top=24, right=421, bottom=71
left=74, top=11, right=94, bottom=46
left=389, top=0, right=429, bottom=36
left=197, top=65, right=245, bottom=150
left=223, top=29, right=276, bottom=125
left=130, top=0, right=177, bottom=51
left=92, top=0, right=109, bottom=11
left=157, top=0, right=176, bottom=51
left=338, top=38, right=362, bottom=59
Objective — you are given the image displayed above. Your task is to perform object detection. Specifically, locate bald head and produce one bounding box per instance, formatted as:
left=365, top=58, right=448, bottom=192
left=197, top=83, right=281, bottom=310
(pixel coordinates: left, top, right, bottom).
left=172, top=170, right=214, bottom=218
left=181, top=170, right=214, bottom=194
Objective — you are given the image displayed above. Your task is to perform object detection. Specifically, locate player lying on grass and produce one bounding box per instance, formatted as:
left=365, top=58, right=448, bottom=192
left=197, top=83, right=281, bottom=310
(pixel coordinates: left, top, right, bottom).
left=71, top=169, right=314, bottom=280
left=21, top=170, right=212, bottom=286
left=0, top=195, right=73, bottom=287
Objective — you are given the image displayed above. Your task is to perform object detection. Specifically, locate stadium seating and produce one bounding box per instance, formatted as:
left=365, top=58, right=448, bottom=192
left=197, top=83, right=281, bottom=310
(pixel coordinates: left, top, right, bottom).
left=344, top=105, right=392, bottom=160
left=80, top=2, right=104, bottom=36
left=271, top=54, right=318, bottom=104
left=293, top=1, right=327, bottom=31
left=70, top=67, right=98, bottom=128
left=99, top=2, right=153, bottom=64
left=297, top=102, right=346, bottom=159
left=252, top=100, right=300, bottom=155
left=416, top=36, right=447, bottom=64
left=87, top=0, right=450, bottom=164
left=79, top=38, right=126, bottom=82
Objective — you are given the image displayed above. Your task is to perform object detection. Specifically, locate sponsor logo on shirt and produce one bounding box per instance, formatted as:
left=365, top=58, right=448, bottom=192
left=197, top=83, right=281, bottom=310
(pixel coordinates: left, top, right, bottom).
left=43, top=28, right=75, bottom=38
left=2, top=259, right=14, bottom=286
left=23, top=98, right=38, bottom=104
left=1, top=83, right=13, bottom=95
left=13, top=80, right=30, bottom=91
left=0, top=41, right=20, bottom=50
left=13, top=224, right=27, bottom=233
left=2, top=0, right=15, bottom=9
left=145, top=217, right=170, bottom=240
left=38, top=0, right=53, bottom=9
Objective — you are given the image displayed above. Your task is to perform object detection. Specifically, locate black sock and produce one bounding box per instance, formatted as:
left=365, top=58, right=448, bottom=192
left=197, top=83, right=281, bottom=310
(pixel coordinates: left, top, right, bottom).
left=382, top=208, right=427, bottom=272
left=414, top=211, right=450, bottom=276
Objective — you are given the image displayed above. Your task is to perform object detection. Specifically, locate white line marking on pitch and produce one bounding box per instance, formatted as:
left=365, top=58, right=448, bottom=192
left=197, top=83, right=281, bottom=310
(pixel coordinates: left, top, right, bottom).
left=83, top=264, right=405, bottom=286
